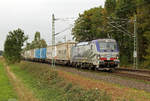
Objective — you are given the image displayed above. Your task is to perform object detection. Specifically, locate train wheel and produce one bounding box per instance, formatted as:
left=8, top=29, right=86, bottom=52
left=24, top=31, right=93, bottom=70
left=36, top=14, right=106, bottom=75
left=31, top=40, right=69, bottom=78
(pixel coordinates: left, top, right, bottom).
left=109, top=68, right=115, bottom=73
left=94, top=67, right=98, bottom=71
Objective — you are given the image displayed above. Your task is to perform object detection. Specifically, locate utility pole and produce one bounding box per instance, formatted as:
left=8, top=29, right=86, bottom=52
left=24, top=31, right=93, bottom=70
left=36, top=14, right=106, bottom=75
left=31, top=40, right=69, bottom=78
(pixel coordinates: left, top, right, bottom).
left=133, top=15, right=138, bottom=69
left=52, top=14, right=55, bottom=67
left=51, top=15, right=75, bottom=67
left=107, top=16, right=138, bottom=69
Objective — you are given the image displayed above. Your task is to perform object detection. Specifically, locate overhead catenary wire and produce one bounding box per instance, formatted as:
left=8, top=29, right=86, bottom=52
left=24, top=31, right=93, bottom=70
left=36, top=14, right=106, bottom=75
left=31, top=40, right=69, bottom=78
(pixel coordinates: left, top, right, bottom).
left=55, top=24, right=73, bottom=36
left=51, top=14, right=76, bottom=67
left=55, top=17, right=77, bottom=21
left=107, top=15, right=138, bottom=69
left=107, top=17, right=133, bottom=37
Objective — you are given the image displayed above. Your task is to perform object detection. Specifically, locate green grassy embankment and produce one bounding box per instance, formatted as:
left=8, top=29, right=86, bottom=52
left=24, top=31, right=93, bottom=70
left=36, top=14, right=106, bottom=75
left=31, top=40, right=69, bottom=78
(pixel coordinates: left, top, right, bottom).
left=11, top=61, right=113, bottom=101
left=0, top=60, right=17, bottom=101
left=11, top=61, right=150, bottom=101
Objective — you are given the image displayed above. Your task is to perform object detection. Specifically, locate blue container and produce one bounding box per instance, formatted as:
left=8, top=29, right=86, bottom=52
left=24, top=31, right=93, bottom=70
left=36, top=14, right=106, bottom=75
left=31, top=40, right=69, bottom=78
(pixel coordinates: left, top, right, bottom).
left=40, top=48, right=47, bottom=59
left=35, top=49, right=40, bottom=59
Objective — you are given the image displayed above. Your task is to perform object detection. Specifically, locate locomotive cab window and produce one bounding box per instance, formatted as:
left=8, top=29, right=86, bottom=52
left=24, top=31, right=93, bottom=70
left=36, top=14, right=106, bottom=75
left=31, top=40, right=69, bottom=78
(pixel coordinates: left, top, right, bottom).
left=98, top=41, right=117, bottom=52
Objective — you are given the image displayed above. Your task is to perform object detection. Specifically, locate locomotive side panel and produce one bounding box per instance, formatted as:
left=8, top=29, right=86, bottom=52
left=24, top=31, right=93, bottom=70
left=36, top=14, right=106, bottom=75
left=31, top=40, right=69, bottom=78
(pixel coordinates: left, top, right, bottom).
left=71, top=42, right=96, bottom=64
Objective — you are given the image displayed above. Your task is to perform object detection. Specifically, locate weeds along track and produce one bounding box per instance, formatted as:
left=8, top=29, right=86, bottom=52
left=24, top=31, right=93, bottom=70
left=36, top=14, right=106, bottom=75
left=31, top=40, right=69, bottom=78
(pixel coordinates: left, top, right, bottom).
left=25, top=60, right=150, bottom=82
left=23, top=61, right=150, bottom=92
left=115, top=68, right=150, bottom=82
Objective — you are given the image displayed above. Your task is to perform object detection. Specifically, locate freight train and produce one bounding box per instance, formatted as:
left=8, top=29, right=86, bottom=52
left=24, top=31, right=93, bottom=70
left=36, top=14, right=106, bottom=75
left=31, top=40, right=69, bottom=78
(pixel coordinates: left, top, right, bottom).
left=23, top=39, right=120, bottom=71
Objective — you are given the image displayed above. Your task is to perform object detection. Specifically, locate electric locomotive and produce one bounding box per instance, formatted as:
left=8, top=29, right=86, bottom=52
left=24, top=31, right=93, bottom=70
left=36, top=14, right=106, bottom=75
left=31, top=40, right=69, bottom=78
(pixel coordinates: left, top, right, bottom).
left=70, top=39, right=119, bottom=70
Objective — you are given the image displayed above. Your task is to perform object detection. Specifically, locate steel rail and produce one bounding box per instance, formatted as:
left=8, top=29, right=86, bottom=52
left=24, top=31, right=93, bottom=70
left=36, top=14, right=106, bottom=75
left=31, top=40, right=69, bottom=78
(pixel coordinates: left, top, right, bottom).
left=116, top=68, right=150, bottom=74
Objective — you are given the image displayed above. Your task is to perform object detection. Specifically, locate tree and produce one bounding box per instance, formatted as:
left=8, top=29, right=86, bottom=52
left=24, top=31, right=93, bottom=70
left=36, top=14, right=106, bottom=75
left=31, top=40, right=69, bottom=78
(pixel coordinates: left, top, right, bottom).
left=115, top=0, right=136, bottom=18
left=72, top=7, right=107, bottom=42
left=72, top=2, right=136, bottom=65
left=72, top=0, right=150, bottom=68
left=33, top=31, right=41, bottom=48
left=24, top=31, right=47, bottom=50
left=32, top=31, right=47, bottom=48
left=39, top=39, right=47, bottom=48
left=144, top=32, right=150, bottom=67
left=34, top=31, right=41, bottom=42
left=136, top=1, right=150, bottom=67
left=105, top=0, right=116, bottom=16
left=106, top=0, right=137, bottom=65
left=4, top=28, right=28, bottom=63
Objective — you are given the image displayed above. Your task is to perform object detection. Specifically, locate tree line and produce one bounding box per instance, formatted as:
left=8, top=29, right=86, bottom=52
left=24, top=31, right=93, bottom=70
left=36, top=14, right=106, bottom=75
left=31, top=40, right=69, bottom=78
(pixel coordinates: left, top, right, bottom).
left=3, top=0, right=150, bottom=68
left=3, top=29, right=47, bottom=64
left=25, top=31, right=47, bottom=50
left=72, top=0, right=150, bottom=68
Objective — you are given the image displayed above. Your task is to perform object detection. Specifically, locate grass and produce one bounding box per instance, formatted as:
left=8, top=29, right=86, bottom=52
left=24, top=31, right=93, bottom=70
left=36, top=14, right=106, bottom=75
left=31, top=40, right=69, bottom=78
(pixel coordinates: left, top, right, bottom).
left=9, top=61, right=150, bottom=101
left=57, top=69, right=150, bottom=101
left=10, top=61, right=113, bottom=101
left=0, top=60, right=17, bottom=101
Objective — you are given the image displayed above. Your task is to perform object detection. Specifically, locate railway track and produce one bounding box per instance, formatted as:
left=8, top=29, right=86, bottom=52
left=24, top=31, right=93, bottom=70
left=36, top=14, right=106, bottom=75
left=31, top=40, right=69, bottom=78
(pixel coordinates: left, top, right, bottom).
left=114, top=68, right=150, bottom=82
left=116, top=68, right=150, bottom=74
left=59, top=65, right=150, bottom=82
left=26, top=60, right=150, bottom=82
left=24, top=60, right=150, bottom=92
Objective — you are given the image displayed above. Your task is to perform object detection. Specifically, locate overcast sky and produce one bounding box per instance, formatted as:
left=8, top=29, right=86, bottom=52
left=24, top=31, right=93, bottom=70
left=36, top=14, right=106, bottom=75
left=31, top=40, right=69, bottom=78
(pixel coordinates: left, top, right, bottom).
left=0, top=0, right=105, bottom=50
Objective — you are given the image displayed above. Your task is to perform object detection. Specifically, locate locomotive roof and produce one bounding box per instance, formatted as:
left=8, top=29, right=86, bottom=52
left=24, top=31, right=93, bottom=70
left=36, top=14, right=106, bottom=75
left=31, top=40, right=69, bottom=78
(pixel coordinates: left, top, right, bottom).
left=76, top=39, right=116, bottom=46
left=92, top=39, right=116, bottom=42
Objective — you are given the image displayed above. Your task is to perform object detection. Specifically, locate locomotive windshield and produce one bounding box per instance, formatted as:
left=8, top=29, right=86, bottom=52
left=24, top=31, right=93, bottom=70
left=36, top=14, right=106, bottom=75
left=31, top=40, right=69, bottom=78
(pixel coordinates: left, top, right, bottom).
left=99, top=42, right=117, bottom=52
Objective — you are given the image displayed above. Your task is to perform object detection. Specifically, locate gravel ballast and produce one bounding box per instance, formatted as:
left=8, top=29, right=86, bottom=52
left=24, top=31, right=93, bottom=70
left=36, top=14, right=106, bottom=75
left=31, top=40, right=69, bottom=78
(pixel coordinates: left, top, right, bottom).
left=55, top=66, right=150, bottom=92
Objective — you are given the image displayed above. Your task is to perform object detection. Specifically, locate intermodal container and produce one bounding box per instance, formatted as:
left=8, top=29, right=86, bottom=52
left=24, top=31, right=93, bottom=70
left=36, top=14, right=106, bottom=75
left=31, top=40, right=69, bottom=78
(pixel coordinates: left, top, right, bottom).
left=35, top=49, right=40, bottom=58
left=40, top=48, right=47, bottom=59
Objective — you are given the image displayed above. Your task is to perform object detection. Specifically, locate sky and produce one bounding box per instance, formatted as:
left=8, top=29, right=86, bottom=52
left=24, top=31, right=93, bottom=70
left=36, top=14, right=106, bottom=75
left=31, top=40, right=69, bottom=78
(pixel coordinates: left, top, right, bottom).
left=0, top=0, right=105, bottom=50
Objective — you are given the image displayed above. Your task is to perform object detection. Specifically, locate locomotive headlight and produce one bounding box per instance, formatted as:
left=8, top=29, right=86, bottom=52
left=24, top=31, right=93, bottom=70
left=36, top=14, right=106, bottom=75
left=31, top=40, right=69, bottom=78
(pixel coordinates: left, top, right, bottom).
left=97, top=54, right=101, bottom=59
left=116, top=55, right=119, bottom=59
left=117, top=56, right=119, bottom=59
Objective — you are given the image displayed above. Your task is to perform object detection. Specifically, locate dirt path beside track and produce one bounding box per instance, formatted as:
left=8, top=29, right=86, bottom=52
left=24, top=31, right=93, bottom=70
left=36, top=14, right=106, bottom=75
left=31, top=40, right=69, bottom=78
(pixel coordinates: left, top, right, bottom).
left=5, top=65, right=39, bottom=101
